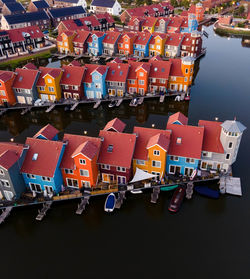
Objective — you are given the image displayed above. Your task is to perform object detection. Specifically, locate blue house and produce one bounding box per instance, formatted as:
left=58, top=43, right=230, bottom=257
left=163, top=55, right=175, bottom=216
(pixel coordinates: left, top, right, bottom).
left=87, top=31, right=106, bottom=56
left=166, top=112, right=204, bottom=176
left=83, top=64, right=108, bottom=99
left=33, top=124, right=59, bottom=141
left=21, top=138, right=66, bottom=195
left=133, top=32, right=152, bottom=57
left=180, top=14, right=198, bottom=33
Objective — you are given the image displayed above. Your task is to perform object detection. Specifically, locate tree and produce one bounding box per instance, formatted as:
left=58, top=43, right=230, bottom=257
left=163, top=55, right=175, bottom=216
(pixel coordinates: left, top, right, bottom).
left=136, top=0, right=144, bottom=6
left=238, top=6, right=245, bottom=15
left=170, top=0, right=178, bottom=8
left=145, top=0, right=152, bottom=5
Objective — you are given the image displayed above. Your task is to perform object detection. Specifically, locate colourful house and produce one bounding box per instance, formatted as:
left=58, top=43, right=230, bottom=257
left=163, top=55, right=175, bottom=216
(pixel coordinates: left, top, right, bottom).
left=72, top=30, right=90, bottom=55
left=83, top=64, right=108, bottom=99
left=141, top=17, right=158, bottom=33
left=168, top=56, right=195, bottom=93
left=21, top=137, right=66, bottom=194
left=165, top=33, right=184, bottom=58
left=166, top=112, right=204, bottom=176
left=133, top=127, right=171, bottom=180
left=127, top=16, right=145, bottom=32
left=87, top=31, right=106, bottom=56
left=133, top=32, right=152, bottom=57
left=57, top=30, right=76, bottom=54
left=102, top=30, right=121, bottom=56
left=154, top=17, right=169, bottom=33
left=33, top=124, right=59, bottom=141
left=127, top=61, right=151, bottom=95
left=118, top=32, right=137, bottom=55
left=149, top=33, right=167, bottom=56
left=37, top=67, right=63, bottom=102
left=0, top=70, right=16, bottom=106
left=60, top=134, right=101, bottom=189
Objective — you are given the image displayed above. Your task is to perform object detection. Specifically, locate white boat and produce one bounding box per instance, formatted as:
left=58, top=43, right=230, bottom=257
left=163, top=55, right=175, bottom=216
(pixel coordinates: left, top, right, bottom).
left=104, top=193, right=116, bottom=212
left=130, top=189, right=143, bottom=194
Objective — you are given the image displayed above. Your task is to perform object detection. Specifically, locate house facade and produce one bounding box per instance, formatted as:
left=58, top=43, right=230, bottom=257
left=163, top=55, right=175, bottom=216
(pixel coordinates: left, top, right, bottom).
left=0, top=70, right=16, bottom=106
left=133, top=32, right=152, bottom=57
left=57, top=31, right=76, bottom=54
left=181, top=31, right=202, bottom=58
left=72, top=30, right=90, bottom=55
left=87, top=31, right=106, bottom=56
left=90, top=0, right=121, bottom=16
left=149, top=33, right=167, bottom=56
left=165, top=33, right=184, bottom=58
left=102, top=31, right=120, bottom=56
left=118, top=32, right=137, bottom=55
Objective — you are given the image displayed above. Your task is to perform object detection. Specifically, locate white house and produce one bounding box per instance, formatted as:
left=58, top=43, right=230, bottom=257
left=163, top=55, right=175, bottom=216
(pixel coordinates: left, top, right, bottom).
left=90, top=0, right=121, bottom=16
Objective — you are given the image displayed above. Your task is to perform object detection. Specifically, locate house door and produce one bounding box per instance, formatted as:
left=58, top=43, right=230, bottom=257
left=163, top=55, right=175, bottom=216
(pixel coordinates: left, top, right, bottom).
left=26, top=97, right=32, bottom=104
left=4, top=190, right=14, bottom=201
left=175, top=166, right=181, bottom=175
left=17, top=96, right=25, bottom=104
left=183, top=85, right=187, bottom=92
left=96, top=91, right=102, bottom=99
left=41, top=94, right=48, bottom=101
left=179, top=84, right=183, bottom=92
left=50, top=95, right=56, bottom=102
left=86, top=91, right=94, bottom=99
left=138, top=88, right=144, bottom=95
left=73, top=93, right=79, bottom=100
left=184, top=167, right=194, bottom=177
left=108, top=89, right=116, bottom=96
left=117, top=90, right=123, bottom=97
left=117, top=176, right=126, bottom=184
left=64, top=92, right=72, bottom=99
left=44, top=185, right=53, bottom=194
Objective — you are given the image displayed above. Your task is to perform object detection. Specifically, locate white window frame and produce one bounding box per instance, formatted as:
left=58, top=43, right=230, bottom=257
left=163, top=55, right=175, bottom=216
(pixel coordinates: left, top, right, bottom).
left=64, top=169, right=73, bottom=174
left=29, top=183, right=42, bottom=192
left=66, top=178, right=78, bottom=188
left=136, top=160, right=145, bottom=165
left=0, top=179, right=10, bottom=187
left=101, top=164, right=110, bottom=170
left=79, top=159, right=86, bottom=165
left=152, top=160, right=161, bottom=168
left=117, top=166, right=126, bottom=172
left=0, top=169, right=4, bottom=175
left=153, top=150, right=160, bottom=156
left=80, top=169, right=89, bottom=177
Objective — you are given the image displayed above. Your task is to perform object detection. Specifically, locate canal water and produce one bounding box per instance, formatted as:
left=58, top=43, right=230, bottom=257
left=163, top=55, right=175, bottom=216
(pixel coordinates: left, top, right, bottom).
left=1, top=25, right=250, bottom=279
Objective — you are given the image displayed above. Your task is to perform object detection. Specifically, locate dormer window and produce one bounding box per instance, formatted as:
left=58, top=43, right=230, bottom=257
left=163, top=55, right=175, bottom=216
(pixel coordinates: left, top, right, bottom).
left=79, top=159, right=86, bottom=165
left=153, top=150, right=160, bottom=156
left=0, top=169, right=4, bottom=175
left=176, top=137, right=182, bottom=144
left=107, top=144, right=113, bottom=152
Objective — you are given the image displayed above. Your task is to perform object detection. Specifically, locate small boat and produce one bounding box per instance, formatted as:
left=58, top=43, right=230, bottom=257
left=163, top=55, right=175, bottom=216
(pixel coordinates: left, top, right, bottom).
left=108, top=100, right=117, bottom=108
left=184, top=95, right=190, bottom=101
left=129, top=98, right=138, bottom=107
left=104, top=193, right=116, bottom=212
left=64, top=105, right=70, bottom=112
left=194, top=186, right=220, bottom=199
left=168, top=186, right=186, bottom=213
left=160, top=185, right=179, bottom=191
left=130, top=189, right=143, bottom=194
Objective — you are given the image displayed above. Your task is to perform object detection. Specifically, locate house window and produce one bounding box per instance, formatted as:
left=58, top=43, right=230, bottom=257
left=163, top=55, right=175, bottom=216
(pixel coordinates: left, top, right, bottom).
left=39, top=86, right=45, bottom=91
left=184, top=77, right=187, bottom=82
left=153, top=150, right=160, bottom=156
left=139, top=72, right=144, bottom=77
left=185, top=68, right=188, bottom=74
left=226, top=154, right=230, bottom=160
left=201, top=161, right=207, bottom=169
left=79, top=159, right=86, bottom=165
left=64, top=169, right=73, bottom=174
left=95, top=83, right=101, bottom=88
left=27, top=174, right=35, bottom=179
left=152, top=171, right=160, bottom=181
left=80, top=169, right=89, bottom=177
left=160, top=79, right=165, bottom=84
left=228, top=142, right=233, bottom=149
left=170, top=156, right=179, bottom=161
left=139, top=80, right=144, bottom=85
left=48, top=87, right=54, bottom=92
left=186, top=158, right=195, bottom=164
left=82, top=180, right=90, bottom=188
left=44, top=185, right=53, bottom=194
left=0, top=169, right=4, bottom=175
left=47, top=78, right=52, bottom=83
left=101, top=164, right=110, bottom=170
left=169, top=165, right=175, bottom=174
left=117, top=166, right=126, bottom=172
left=129, top=80, right=135, bottom=84
left=0, top=179, right=10, bottom=187
left=184, top=167, right=194, bottom=177
left=42, top=177, right=51, bottom=181
left=66, top=178, right=78, bottom=187
left=136, top=160, right=145, bottom=165
left=64, top=85, right=69, bottom=89
left=73, top=86, right=78, bottom=90
left=29, top=183, right=42, bottom=192
left=152, top=160, right=161, bottom=168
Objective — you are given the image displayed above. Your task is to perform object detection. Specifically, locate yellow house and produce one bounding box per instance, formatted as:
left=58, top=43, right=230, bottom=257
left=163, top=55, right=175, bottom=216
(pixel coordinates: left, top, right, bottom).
left=141, top=17, right=158, bottom=33
left=57, top=31, right=76, bottom=54
left=37, top=67, right=63, bottom=102
left=133, top=127, right=171, bottom=180
left=168, top=57, right=195, bottom=93
left=149, top=33, right=167, bottom=56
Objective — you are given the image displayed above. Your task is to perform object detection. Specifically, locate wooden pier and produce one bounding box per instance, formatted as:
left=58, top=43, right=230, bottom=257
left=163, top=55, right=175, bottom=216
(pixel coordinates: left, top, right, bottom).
left=116, top=99, right=123, bottom=107
left=93, top=100, right=101, bottom=109
left=75, top=196, right=90, bottom=215
left=45, top=104, right=56, bottom=113
left=0, top=207, right=12, bottom=224
left=20, top=106, right=32, bottom=115
left=186, top=182, right=194, bottom=199
left=150, top=187, right=161, bottom=204
left=35, top=201, right=53, bottom=221
left=115, top=191, right=126, bottom=209
left=160, top=95, right=165, bottom=103
left=70, top=101, right=80, bottom=111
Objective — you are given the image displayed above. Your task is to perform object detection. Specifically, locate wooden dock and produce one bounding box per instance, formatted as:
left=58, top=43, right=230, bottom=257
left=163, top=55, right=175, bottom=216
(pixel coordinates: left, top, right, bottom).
left=0, top=207, right=12, bottom=224
left=186, top=182, right=194, bottom=199
left=160, top=95, right=165, bottom=103
left=93, top=100, right=101, bottom=109
left=45, top=104, right=56, bottom=113
left=150, top=187, right=160, bottom=204
left=115, top=191, right=126, bottom=209
left=116, top=99, right=123, bottom=107
left=137, top=97, right=144, bottom=105
left=36, top=201, right=53, bottom=221
left=75, top=196, right=90, bottom=215
left=20, top=106, right=32, bottom=115
left=70, top=101, right=79, bottom=111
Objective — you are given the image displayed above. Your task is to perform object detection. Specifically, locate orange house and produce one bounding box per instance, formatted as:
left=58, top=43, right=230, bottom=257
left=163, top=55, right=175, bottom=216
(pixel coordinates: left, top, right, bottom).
left=57, top=31, right=76, bottom=54
left=127, top=61, right=151, bottom=95
left=118, top=32, right=137, bottom=55
left=0, top=70, right=16, bottom=106
left=60, top=134, right=101, bottom=189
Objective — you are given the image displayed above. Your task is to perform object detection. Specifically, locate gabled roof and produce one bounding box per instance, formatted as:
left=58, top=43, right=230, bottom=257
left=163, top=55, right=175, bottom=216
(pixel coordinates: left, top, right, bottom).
left=61, top=65, right=85, bottom=86
left=0, top=142, right=25, bottom=170
left=91, top=65, right=108, bottom=75
left=13, top=68, right=40, bottom=89
left=21, top=138, right=65, bottom=177
left=165, top=33, right=184, bottom=47
left=83, top=64, right=108, bottom=83
left=68, top=60, right=81, bottom=67
left=149, top=55, right=163, bottom=62
left=87, top=31, right=105, bottom=43
left=181, top=33, right=192, bottom=46
left=149, top=32, right=167, bottom=44
left=127, top=16, right=145, bottom=27
left=3, top=11, right=49, bottom=25
left=4, top=2, right=25, bottom=13
left=168, top=112, right=188, bottom=126
left=98, top=130, right=136, bottom=168
left=23, top=63, right=37, bottom=70
left=91, top=0, right=116, bottom=8
left=198, top=120, right=224, bottom=154
left=134, top=32, right=152, bottom=46
left=72, top=141, right=99, bottom=160
left=103, top=31, right=120, bottom=44
left=118, top=32, right=137, bottom=43
left=111, top=57, right=123, bottom=63
left=95, top=12, right=115, bottom=23
left=127, top=61, right=151, bottom=79
left=166, top=123, right=204, bottom=159
left=221, top=120, right=246, bottom=133
left=48, top=6, right=86, bottom=18
left=149, top=60, right=171, bottom=79
left=32, top=0, right=49, bottom=9
left=133, top=127, right=171, bottom=160
left=105, top=62, right=130, bottom=82
left=142, top=17, right=157, bottom=27
left=167, top=16, right=183, bottom=28
left=0, top=70, right=14, bottom=82
left=61, top=134, right=101, bottom=169
left=36, top=67, right=62, bottom=86
left=103, top=118, right=126, bottom=133
left=169, top=58, right=184, bottom=77
left=73, top=30, right=90, bottom=43
left=33, top=124, right=59, bottom=140
left=7, top=26, right=44, bottom=43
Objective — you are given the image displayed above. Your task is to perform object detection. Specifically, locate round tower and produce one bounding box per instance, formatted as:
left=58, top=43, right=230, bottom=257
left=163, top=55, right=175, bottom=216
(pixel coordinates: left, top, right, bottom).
left=195, top=3, right=204, bottom=22
left=181, top=56, right=195, bottom=90
left=220, top=120, right=246, bottom=167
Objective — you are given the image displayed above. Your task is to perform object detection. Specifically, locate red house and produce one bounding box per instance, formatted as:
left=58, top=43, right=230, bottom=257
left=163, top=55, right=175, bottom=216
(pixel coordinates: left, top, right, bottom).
left=117, top=32, right=137, bottom=55
left=60, top=65, right=86, bottom=100
left=0, top=70, right=16, bottom=106
left=98, top=129, right=136, bottom=184
left=181, top=32, right=202, bottom=58
left=72, top=30, right=90, bottom=55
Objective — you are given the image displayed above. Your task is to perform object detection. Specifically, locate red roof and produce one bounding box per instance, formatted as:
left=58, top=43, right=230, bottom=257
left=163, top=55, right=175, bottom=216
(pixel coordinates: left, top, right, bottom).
left=21, top=138, right=64, bottom=177
left=98, top=130, right=136, bottom=168
left=198, top=120, right=224, bottom=154
left=166, top=123, right=204, bottom=159
left=189, top=5, right=196, bottom=14
left=149, top=60, right=171, bottom=79
left=23, top=63, right=37, bottom=70
left=68, top=60, right=81, bottom=67
left=87, top=31, right=105, bottom=43
left=13, top=68, right=39, bottom=89
left=127, top=16, right=145, bottom=27
left=103, top=118, right=126, bottom=133
left=167, top=17, right=183, bottom=28
left=72, top=141, right=99, bottom=160
left=149, top=33, right=167, bottom=44
left=118, top=32, right=137, bottom=43
left=180, top=11, right=188, bottom=17
left=7, top=26, right=44, bottom=43
left=168, top=112, right=188, bottom=125
left=61, top=65, right=85, bottom=86
left=36, top=67, right=62, bottom=86
left=169, top=58, right=184, bottom=77
left=33, top=124, right=59, bottom=140
left=106, top=62, right=130, bottom=82
left=133, top=127, right=171, bottom=160
left=149, top=55, right=163, bottom=62
left=73, top=30, right=90, bottom=43
left=134, top=32, right=152, bottom=45
left=95, top=12, right=114, bottom=23
left=0, top=142, right=24, bottom=170
left=111, top=57, right=123, bottom=63
left=103, top=31, right=120, bottom=44
left=83, top=64, right=98, bottom=83
left=127, top=61, right=151, bottom=79
left=165, top=33, right=184, bottom=46
left=155, top=17, right=170, bottom=27
left=61, top=134, right=101, bottom=169
left=181, top=33, right=192, bottom=46
left=142, top=17, right=157, bottom=27
left=0, top=70, right=14, bottom=82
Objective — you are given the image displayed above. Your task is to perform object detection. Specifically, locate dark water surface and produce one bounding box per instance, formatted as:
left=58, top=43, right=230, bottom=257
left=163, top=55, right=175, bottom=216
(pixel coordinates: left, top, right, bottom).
left=1, top=25, right=250, bottom=279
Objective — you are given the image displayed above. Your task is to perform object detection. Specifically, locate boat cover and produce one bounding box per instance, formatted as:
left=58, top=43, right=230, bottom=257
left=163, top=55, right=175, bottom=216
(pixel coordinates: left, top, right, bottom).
left=129, top=168, right=157, bottom=183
